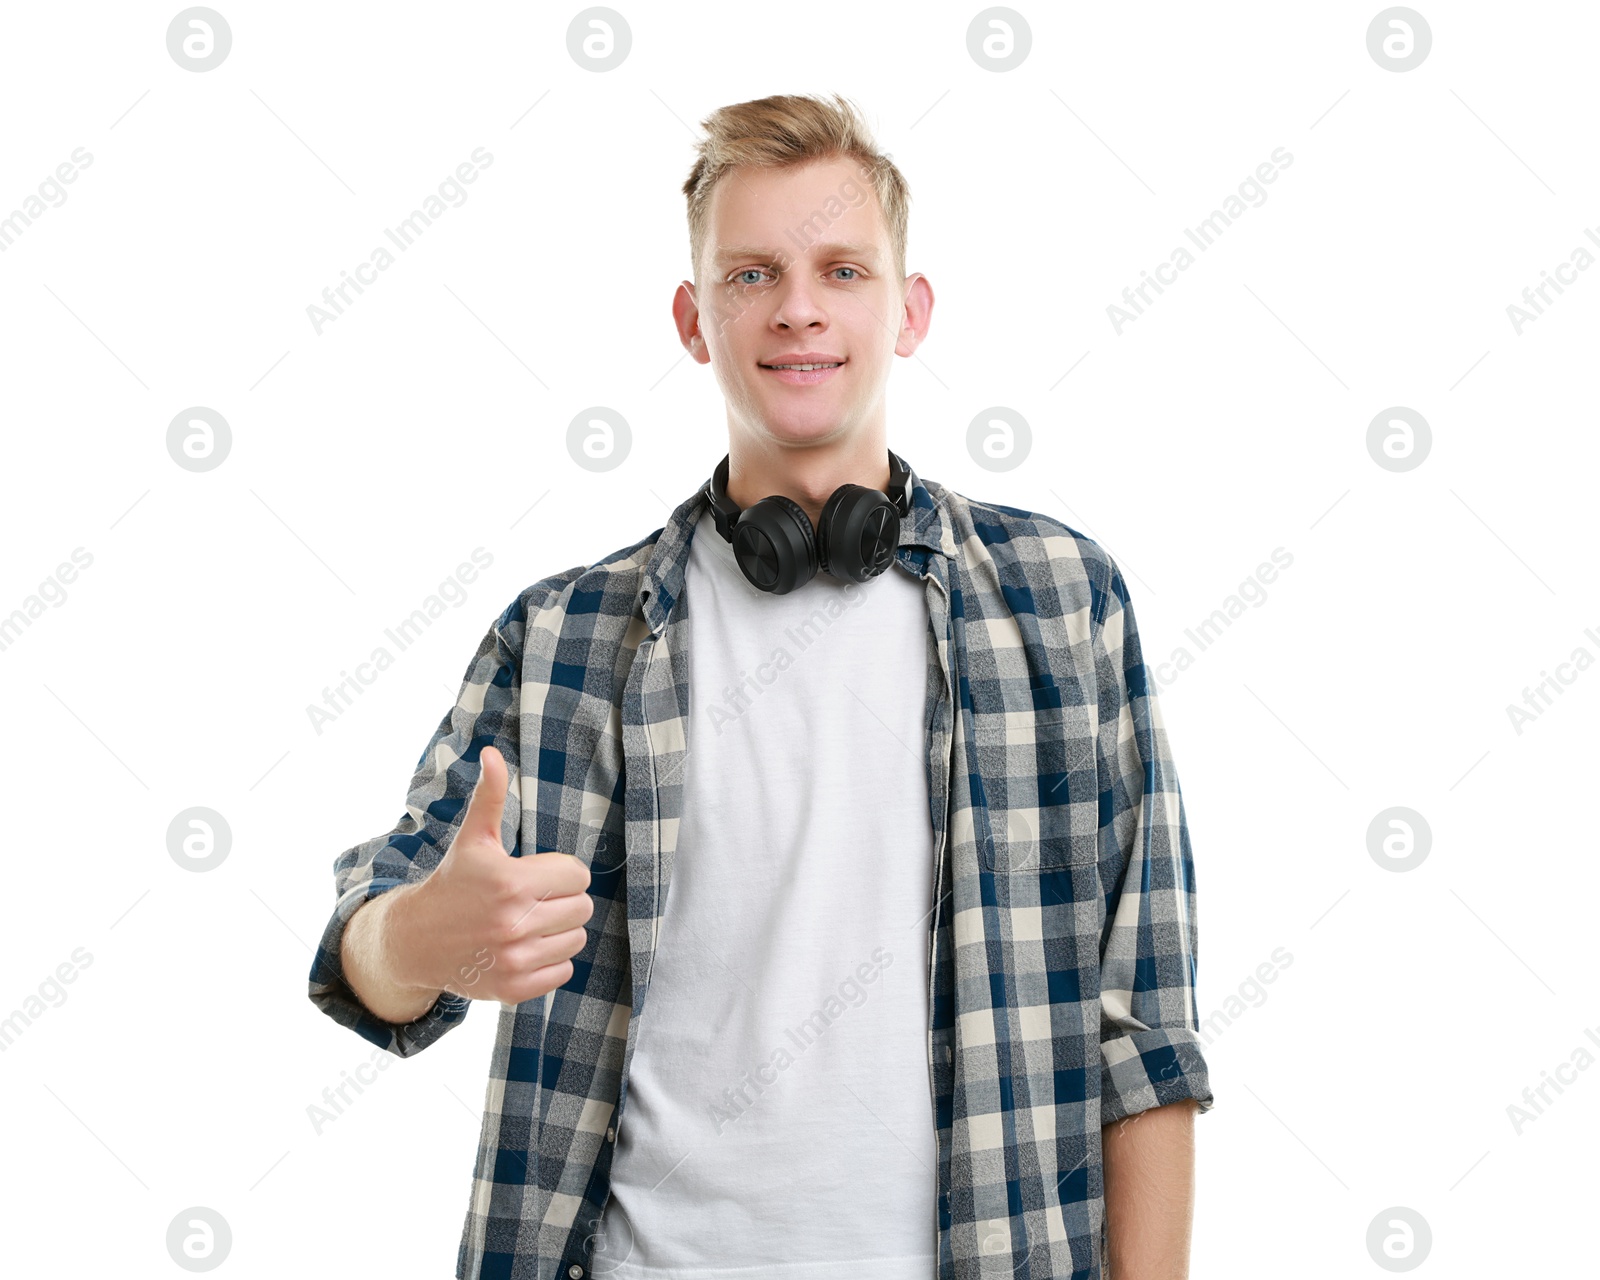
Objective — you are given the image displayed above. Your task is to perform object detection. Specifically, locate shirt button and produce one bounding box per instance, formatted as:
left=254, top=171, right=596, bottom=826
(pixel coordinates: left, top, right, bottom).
left=606, top=1126, right=615, bottom=1142
left=567, top=1266, right=585, bottom=1279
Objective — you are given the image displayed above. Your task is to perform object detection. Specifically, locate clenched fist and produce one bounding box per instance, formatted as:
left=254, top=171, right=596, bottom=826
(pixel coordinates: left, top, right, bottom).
left=393, top=745, right=593, bottom=1005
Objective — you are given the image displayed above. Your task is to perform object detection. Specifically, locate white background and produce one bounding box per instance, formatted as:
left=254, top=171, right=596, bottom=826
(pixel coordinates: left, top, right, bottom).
left=1, top=1, right=1594, bottom=1275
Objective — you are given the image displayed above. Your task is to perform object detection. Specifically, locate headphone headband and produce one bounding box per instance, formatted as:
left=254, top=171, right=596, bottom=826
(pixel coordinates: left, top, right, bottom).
left=704, top=448, right=915, bottom=543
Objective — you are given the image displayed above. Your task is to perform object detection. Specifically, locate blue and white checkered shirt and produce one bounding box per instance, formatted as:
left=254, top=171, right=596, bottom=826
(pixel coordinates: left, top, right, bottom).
left=308, top=462, right=1214, bottom=1279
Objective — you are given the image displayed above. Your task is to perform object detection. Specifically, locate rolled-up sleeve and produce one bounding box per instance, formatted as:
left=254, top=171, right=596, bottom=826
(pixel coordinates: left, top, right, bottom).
left=306, top=594, right=527, bottom=1058
left=1092, top=557, right=1214, bottom=1124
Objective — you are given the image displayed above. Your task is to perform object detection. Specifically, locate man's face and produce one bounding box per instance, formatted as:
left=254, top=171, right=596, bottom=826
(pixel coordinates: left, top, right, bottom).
left=674, top=155, right=931, bottom=448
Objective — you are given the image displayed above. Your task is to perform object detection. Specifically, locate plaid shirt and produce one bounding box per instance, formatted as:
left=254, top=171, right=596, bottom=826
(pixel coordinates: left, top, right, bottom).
left=308, top=462, right=1214, bottom=1280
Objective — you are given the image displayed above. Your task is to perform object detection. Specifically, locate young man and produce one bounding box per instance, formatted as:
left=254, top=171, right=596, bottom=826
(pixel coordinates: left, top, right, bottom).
left=309, top=93, right=1213, bottom=1280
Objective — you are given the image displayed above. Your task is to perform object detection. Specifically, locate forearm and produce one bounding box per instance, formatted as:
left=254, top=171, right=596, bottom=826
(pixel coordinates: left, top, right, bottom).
left=1102, top=1097, right=1197, bottom=1280
left=339, top=883, right=443, bottom=1025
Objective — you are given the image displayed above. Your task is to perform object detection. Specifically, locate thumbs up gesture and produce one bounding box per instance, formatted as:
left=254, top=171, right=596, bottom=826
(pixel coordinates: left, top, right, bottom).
left=394, top=745, right=593, bottom=1005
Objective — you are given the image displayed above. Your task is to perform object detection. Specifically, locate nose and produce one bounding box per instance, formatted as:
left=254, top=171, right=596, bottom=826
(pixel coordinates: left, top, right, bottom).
left=770, top=273, right=828, bottom=330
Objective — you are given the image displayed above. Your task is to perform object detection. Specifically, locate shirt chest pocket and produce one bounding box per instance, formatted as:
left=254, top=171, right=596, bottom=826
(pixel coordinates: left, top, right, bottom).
left=972, top=697, right=1100, bottom=871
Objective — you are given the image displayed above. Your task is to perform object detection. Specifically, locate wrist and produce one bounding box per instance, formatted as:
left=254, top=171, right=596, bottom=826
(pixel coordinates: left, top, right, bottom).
left=381, top=879, right=440, bottom=997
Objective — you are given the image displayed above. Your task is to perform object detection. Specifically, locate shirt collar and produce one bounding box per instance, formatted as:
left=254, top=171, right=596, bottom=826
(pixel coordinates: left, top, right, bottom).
left=638, top=456, right=952, bottom=637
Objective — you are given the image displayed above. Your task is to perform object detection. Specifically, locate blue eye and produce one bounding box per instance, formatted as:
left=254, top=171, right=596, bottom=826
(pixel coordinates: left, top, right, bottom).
left=730, top=266, right=864, bottom=286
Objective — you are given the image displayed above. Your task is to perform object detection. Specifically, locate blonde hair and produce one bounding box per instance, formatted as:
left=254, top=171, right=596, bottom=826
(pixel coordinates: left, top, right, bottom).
left=681, top=93, right=910, bottom=287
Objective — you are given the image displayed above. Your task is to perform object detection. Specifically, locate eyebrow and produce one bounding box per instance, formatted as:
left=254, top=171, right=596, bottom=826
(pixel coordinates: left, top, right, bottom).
left=713, top=241, right=881, bottom=266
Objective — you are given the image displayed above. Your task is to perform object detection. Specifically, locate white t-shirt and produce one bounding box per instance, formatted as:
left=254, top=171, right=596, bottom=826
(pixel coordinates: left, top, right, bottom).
left=594, top=505, right=938, bottom=1279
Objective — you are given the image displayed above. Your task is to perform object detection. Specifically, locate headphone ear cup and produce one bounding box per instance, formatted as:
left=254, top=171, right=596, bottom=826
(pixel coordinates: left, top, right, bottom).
left=815, top=485, right=847, bottom=579
left=818, top=485, right=900, bottom=584
left=731, top=495, right=819, bottom=595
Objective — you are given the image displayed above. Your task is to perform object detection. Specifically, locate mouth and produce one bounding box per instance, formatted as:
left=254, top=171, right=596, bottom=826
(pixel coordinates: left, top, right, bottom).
left=757, top=359, right=846, bottom=385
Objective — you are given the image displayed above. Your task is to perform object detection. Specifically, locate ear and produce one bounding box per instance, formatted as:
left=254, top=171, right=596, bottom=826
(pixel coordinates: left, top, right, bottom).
left=895, top=272, right=935, bottom=359
left=672, top=281, right=713, bottom=365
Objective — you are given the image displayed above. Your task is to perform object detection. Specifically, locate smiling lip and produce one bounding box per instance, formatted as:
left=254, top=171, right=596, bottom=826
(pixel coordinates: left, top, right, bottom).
left=759, top=361, right=844, bottom=386
left=758, top=353, right=845, bottom=369
left=758, top=354, right=845, bottom=386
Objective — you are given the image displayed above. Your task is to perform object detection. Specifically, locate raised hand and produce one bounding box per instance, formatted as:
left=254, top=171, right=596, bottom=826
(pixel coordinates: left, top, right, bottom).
left=394, top=745, right=593, bottom=1005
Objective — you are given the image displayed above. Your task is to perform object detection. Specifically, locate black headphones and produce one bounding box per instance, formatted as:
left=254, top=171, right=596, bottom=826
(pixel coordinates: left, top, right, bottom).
left=703, top=448, right=917, bottom=595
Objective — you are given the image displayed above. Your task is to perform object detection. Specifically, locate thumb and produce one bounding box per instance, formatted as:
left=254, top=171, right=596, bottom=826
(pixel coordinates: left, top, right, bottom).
left=458, top=744, right=510, bottom=850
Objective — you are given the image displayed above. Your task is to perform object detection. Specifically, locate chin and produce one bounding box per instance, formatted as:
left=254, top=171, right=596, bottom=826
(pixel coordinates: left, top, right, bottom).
left=755, top=411, right=850, bottom=445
